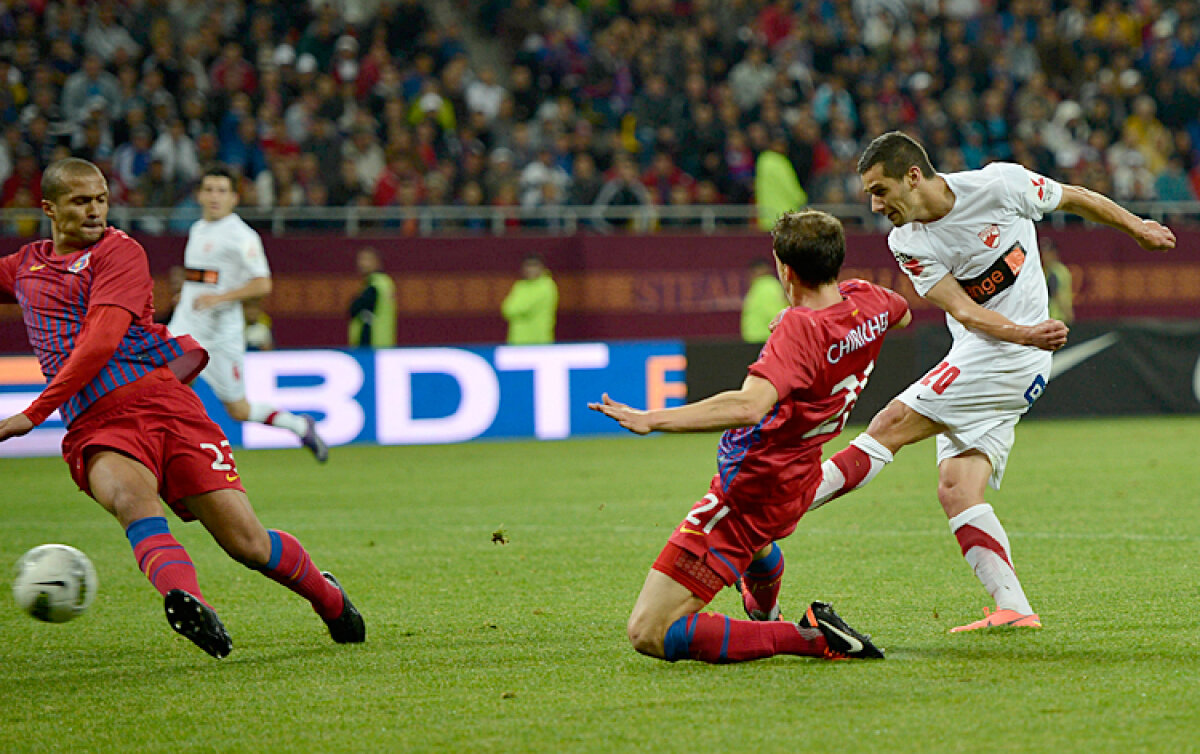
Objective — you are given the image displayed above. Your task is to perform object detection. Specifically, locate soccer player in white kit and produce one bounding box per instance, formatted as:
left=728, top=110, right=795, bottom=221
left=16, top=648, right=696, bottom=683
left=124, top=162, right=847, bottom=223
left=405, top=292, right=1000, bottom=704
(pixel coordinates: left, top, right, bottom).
left=812, top=132, right=1175, bottom=631
left=168, top=167, right=329, bottom=462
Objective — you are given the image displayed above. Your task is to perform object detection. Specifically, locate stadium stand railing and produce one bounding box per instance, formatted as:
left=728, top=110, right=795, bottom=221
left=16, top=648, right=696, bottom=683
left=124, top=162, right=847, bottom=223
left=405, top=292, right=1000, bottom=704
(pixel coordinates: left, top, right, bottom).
left=3, top=202, right=1199, bottom=238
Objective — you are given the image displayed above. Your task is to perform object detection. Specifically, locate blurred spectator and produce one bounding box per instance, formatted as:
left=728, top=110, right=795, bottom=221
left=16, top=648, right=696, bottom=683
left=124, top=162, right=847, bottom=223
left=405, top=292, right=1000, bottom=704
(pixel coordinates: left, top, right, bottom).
left=155, top=265, right=187, bottom=325
left=83, top=2, right=141, bottom=64
left=641, top=151, right=695, bottom=207
left=741, top=258, right=789, bottom=343
left=755, top=133, right=807, bottom=231
left=61, top=55, right=121, bottom=122
left=151, top=119, right=200, bottom=185
left=592, top=153, right=652, bottom=231
left=244, top=300, right=275, bottom=352
left=139, top=156, right=179, bottom=208
left=347, top=246, right=397, bottom=348
left=728, top=45, right=774, bottom=112
left=112, top=124, right=157, bottom=191
left=501, top=254, right=558, bottom=345
left=520, top=148, right=570, bottom=208
left=567, top=152, right=603, bottom=206
left=1155, top=154, right=1197, bottom=201
left=1041, top=237, right=1074, bottom=326
left=210, top=41, right=257, bottom=96
left=466, top=65, right=506, bottom=123
left=2, top=185, right=39, bottom=237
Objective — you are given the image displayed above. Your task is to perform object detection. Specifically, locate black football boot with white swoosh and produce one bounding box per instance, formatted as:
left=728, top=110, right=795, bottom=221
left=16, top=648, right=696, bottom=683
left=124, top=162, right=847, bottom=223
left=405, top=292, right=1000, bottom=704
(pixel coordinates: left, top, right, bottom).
left=801, top=600, right=885, bottom=659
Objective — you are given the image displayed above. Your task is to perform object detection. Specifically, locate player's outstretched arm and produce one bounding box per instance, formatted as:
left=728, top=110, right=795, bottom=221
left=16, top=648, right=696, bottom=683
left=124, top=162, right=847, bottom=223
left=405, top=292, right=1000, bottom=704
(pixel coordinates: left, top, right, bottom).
left=19, top=305, right=133, bottom=427
left=1056, top=185, right=1176, bottom=251
left=0, top=413, right=35, bottom=442
left=194, top=276, right=272, bottom=311
left=925, top=275, right=1068, bottom=351
left=589, top=376, right=780, bottom=435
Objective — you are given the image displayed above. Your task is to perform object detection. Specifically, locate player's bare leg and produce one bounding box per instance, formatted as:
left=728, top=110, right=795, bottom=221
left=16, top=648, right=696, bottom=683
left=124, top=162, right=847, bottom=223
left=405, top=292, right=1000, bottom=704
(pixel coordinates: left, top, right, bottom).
left=225, top=398, right=329, bottom=463
left=86, top=450, right=231, bottom=657
left=183, top=489, right=364, bottom=643
left=628, top=565, right=881, bottom=662
left=627, top=570, right=706, bottom=658
left=939, top=451, right=1040, bottom=631
left=812, top=400, right=944, bottom=509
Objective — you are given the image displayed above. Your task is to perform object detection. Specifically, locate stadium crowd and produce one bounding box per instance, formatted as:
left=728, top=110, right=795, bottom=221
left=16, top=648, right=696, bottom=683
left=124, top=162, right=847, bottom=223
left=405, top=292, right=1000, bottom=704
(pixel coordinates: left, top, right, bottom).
left=2, top=0, right=1200, bottom=235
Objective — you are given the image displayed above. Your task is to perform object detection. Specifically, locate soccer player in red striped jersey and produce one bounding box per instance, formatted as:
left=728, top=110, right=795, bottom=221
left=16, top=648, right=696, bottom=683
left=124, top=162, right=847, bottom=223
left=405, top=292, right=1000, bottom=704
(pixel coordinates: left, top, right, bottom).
left=0, top=158, right=364, bottom=658
left=590, top=209, right=911, bottom=663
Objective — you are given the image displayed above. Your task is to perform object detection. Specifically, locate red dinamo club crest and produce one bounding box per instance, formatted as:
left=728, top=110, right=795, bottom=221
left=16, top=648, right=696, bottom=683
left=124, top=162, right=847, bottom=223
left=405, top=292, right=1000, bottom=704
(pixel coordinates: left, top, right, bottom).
left=893, top=249, right=924, bottom=276
left=977, top=224, right=1000, bottom=249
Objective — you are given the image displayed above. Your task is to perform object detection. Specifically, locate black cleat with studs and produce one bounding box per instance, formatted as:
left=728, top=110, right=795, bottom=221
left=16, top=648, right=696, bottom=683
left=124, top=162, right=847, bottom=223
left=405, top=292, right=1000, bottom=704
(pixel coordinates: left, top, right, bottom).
left=321, top=572, right=365, bottom=644
left=164, top=589, right=233, bottom=659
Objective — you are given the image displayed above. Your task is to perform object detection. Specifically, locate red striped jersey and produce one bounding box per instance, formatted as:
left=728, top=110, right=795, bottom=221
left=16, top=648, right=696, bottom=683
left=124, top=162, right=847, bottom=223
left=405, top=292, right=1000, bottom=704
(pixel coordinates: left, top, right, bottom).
left=0, top=228, right=206, bottom=425
left=716, top=279, right=910, bottom=508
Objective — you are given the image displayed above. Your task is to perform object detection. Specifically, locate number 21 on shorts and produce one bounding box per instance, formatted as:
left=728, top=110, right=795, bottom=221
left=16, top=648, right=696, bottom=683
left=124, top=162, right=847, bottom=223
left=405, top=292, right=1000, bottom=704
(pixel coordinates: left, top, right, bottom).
left=920, top=361, right=961, bottom=395
left=683, top=494, right=731, bottom=535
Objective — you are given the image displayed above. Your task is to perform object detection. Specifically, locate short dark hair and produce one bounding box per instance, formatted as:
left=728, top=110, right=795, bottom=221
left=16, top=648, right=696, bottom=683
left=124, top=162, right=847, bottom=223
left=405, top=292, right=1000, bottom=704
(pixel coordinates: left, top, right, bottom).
left=857, top=131, right=936, bottom=179
left=771, top=209, right=845, bottom=287
left=41, top=157, right=103, bottom=201
left=201, top=165, right=238, bottom=186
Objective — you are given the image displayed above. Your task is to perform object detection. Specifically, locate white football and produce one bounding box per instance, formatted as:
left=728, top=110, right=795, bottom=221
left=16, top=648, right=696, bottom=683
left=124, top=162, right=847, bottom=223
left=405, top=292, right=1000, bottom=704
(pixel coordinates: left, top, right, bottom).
left=12, top=544, right=98, bottom=623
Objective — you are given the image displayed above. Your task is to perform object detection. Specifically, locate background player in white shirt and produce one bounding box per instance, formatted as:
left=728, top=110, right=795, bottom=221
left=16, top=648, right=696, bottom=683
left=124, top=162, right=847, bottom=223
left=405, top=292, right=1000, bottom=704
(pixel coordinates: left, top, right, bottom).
left=168, top=167, right=328, bottom=462
left=813, top=132, right=1174, bottom=631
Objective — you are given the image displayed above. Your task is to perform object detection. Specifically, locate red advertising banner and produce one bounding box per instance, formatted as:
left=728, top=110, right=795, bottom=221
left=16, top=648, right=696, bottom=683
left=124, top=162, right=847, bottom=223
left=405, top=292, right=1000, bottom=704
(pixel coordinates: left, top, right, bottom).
left=3, top=227, right=1198, bottom=351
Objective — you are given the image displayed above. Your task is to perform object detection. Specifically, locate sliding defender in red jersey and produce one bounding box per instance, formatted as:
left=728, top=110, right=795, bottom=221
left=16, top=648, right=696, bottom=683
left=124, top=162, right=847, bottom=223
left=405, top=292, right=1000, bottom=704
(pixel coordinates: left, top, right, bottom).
left=590, top=209, right=911, bottom=664
left=0, top=158, right=363, bottom=658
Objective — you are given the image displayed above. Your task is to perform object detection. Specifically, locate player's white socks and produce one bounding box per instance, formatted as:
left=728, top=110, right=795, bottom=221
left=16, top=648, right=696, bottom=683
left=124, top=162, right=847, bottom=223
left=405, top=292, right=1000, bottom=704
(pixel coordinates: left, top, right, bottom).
left=248, top=403, right=308, bottom=437
left=949, top=504, right=1034, bottom=615
left=809, top=434, right=894, bottom=510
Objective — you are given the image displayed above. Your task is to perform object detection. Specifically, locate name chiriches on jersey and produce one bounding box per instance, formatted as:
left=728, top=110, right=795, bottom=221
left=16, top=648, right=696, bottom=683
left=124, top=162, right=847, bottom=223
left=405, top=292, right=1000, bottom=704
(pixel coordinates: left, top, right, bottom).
left=827, top=311, right=890, bottom=364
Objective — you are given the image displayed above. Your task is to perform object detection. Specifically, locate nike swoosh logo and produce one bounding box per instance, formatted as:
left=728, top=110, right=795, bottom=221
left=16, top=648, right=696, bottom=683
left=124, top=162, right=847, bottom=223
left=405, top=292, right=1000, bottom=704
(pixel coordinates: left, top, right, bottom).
left=225, top=473, right=239, bottom=482
left=34, top=580, right=67, bottom=587
left=678, top=527, right=706, bottom=536
left=821, top=622, right=863, bottom=653
left=30, top=264, right=46, bottom=271
left=1049, top=333, right=1119, bottom=381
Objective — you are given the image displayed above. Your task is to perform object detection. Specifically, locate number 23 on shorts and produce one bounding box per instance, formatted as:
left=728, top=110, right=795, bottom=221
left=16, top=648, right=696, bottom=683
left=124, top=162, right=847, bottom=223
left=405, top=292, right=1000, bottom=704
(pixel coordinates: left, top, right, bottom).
left=920, top=361, right=961, bottom=395
left=681, top=494, right=731, bottom=536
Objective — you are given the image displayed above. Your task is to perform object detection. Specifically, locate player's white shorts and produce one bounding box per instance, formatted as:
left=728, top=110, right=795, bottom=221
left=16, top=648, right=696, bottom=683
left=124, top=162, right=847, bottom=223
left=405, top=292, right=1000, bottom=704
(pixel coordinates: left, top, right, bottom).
left=194, top=338, right=247, bottom=403
left=896, top=340, right=1051, bottom=489
left=169, top=314, right=248, bottom=403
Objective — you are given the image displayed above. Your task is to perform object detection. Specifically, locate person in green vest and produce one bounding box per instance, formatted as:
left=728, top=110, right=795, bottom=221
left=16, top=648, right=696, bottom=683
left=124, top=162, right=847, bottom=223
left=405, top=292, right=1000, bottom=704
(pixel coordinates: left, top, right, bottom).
left=1041, top=236, right=1074, bottom=324
left=755, top=133, right=808, bottom=230
left=502, top=254, right=558, bottom=344
left=741, top=258, right=790, bottom=342
left=348, top=247, right=397, bottom=347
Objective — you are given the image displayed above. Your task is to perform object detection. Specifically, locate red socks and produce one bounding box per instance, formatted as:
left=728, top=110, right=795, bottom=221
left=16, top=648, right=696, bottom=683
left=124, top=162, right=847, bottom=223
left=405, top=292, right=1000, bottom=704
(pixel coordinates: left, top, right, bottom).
left=663, top=612, right=826, bottom=663
left=127, top=517, right=209, bottom=607
left=261, top=530, right=344, bottom=619
left=742, top=542, right=784, bottom=618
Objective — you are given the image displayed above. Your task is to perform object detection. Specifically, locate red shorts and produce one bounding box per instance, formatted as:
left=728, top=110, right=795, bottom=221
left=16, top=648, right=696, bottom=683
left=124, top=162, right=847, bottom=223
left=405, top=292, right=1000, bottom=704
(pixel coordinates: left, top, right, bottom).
left=651, top=475, right=812, bottom=603
left=62, top=369, right=246, bottom=521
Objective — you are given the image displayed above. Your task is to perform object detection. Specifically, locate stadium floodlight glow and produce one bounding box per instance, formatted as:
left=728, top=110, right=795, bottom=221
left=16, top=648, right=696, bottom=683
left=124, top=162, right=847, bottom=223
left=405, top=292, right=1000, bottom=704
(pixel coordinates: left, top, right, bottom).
left=376, top=348, right=500, bottom=444
left=243, top=350, right=366, bottom=448
left=495, top=344, right=610, bottom=440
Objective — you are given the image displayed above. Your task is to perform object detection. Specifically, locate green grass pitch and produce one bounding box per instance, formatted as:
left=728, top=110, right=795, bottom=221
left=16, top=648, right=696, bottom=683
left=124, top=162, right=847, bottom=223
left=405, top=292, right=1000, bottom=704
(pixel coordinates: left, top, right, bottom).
left=2, top=416, right=1198, bottom=753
